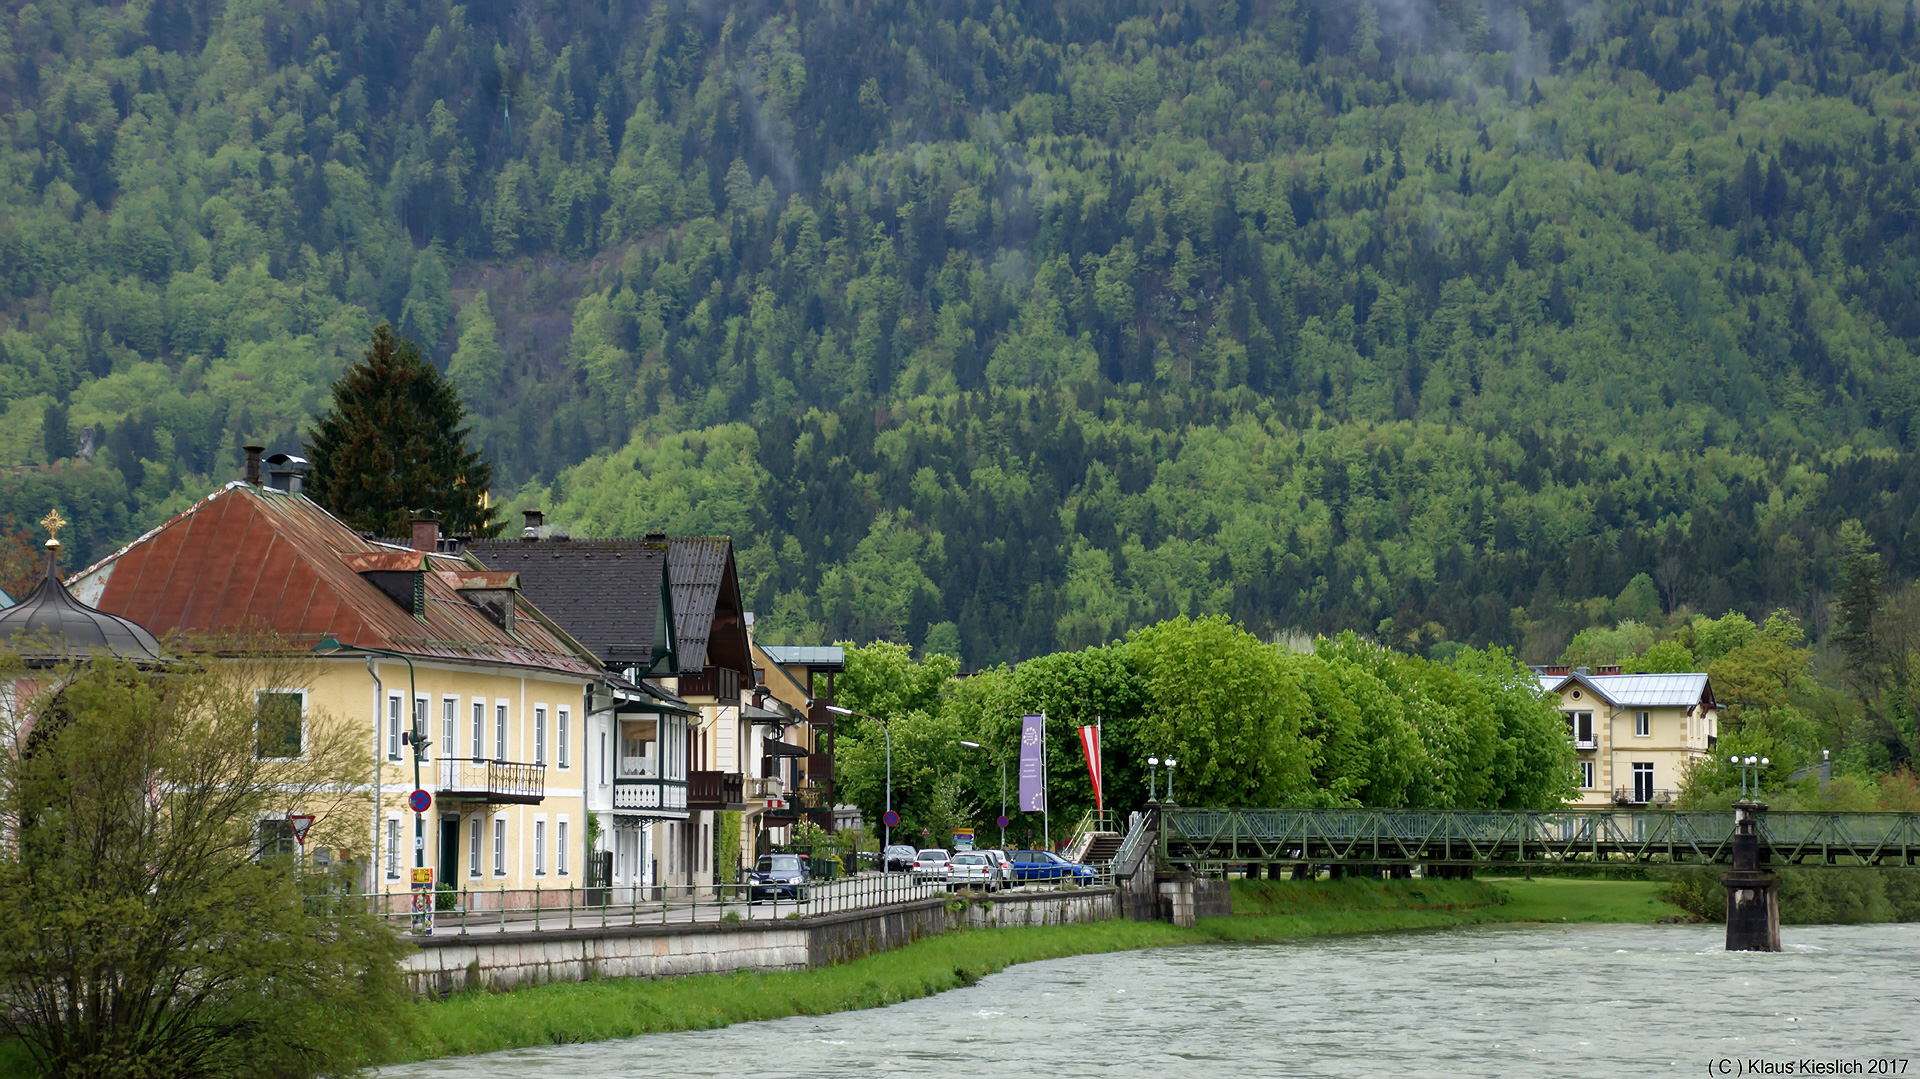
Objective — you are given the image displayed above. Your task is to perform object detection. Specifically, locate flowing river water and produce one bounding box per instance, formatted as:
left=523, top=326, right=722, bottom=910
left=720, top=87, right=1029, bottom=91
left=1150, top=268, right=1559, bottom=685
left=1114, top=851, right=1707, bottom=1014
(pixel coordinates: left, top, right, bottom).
left=381, top=922, right=1918, bottom=1078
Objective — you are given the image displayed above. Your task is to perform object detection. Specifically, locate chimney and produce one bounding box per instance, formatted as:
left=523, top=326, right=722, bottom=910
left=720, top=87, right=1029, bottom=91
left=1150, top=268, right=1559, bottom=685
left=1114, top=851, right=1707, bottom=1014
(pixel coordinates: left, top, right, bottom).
left=410, top=511, right=440, bottom=553
left=243, top=444, right=264, bottom=485
left=521, top=509, right=545, bottom=541
left=264, top=452, right=310, bottom=493
left=1573, top=666, right=1590, bottom=676
left=643, top=531, right=667, bottom=541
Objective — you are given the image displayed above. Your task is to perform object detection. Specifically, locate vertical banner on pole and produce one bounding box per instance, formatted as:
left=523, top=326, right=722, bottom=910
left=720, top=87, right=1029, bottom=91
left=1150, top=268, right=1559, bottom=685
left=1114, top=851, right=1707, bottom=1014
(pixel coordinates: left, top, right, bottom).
left=1077, top=725, right=1103, bottom=810
left=1017, top=713, right=1046, bottom=814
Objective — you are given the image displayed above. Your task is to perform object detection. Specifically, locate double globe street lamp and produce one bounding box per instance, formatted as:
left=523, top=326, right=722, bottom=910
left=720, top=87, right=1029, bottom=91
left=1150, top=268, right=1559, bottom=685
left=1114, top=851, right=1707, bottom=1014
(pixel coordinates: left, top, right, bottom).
left=1146, top=755, right=1178, bottom=803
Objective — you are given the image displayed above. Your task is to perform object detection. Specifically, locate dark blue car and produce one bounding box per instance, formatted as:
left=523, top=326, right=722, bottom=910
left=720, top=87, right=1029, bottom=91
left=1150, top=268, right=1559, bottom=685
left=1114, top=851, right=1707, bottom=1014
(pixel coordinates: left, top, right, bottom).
left=748, top=853, right=811, bottom=902
left=1007, top=849, right=1097, bottom=883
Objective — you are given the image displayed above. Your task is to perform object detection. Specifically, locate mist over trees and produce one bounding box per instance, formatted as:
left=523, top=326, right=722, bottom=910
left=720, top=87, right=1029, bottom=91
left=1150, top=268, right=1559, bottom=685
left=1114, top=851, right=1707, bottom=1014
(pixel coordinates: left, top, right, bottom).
left=0, top=0, right=1918, bottom=665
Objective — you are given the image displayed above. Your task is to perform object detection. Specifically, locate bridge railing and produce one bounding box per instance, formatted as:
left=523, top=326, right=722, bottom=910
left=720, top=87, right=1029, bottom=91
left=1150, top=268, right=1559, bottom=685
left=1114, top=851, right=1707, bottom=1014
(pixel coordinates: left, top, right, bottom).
left=1159, top=807, right=1920, bottom=867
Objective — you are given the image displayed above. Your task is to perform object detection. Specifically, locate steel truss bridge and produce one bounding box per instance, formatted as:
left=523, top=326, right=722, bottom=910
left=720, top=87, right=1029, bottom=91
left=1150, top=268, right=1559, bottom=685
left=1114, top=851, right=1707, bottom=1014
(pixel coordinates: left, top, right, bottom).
left=1159, top=808, right=1920, bottom=870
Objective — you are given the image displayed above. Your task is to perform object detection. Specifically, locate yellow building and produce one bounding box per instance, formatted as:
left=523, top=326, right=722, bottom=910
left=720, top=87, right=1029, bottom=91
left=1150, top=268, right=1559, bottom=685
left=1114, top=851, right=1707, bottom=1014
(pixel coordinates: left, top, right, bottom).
left=1535, top=666, right=1720, bottom=807
left=71, top=466, right=611, bottom=905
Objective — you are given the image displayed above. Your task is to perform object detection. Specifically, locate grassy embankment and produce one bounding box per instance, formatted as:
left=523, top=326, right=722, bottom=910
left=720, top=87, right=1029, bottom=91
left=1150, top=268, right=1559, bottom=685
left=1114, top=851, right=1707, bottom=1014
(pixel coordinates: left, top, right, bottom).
left=387, top=877, right=1684, bottom=1063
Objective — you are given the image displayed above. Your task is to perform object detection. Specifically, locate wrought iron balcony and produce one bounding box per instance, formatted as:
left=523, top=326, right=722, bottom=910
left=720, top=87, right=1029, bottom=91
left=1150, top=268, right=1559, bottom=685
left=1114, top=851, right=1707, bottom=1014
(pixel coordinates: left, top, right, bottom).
left=436, top=758, right=545, bottom=805
left=1573, top=738, right=1598, bottom=750
left=1613, top=787, right=1677, bottom=806
left=688, top=770, right=745, bottom=810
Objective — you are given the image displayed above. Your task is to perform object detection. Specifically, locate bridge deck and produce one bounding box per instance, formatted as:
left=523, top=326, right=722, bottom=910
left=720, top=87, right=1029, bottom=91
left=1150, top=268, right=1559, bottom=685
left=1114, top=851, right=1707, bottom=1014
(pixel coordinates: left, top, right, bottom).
left=1160, top=808, right=1920, bottom=868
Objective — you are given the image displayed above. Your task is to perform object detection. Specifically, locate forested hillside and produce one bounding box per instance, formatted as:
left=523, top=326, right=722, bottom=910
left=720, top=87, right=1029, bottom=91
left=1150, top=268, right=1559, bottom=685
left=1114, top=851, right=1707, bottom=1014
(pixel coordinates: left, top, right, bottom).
left=5, top=0, right=1920, bottom=664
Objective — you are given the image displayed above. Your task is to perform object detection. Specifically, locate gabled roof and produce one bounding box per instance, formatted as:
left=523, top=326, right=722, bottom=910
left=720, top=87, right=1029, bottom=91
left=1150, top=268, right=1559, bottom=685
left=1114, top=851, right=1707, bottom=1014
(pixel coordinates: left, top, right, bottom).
left=1539, top=670, right=1714, bottom=709
left=69, top=483, right=598, bottom=677
left=465, top=538, right=675, bottom=674
left=665, top=536, right=751, bottom=678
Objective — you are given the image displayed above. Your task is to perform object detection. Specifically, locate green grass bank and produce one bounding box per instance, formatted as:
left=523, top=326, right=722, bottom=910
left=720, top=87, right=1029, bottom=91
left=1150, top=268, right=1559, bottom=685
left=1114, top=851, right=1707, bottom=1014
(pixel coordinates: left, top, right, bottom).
left=386, top=877, right=1686, bottom=1064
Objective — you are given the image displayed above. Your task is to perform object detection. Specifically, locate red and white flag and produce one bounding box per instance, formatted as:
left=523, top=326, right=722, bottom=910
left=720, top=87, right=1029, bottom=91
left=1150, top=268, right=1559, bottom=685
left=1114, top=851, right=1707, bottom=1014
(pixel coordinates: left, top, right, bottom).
left=1078, top=725, right=1103, bottom=810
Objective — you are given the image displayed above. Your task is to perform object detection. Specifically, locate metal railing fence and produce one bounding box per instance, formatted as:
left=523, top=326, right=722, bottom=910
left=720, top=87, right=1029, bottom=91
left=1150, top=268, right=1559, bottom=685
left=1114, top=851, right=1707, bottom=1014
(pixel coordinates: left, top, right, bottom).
left=350, top=866, right=1115, bottom=935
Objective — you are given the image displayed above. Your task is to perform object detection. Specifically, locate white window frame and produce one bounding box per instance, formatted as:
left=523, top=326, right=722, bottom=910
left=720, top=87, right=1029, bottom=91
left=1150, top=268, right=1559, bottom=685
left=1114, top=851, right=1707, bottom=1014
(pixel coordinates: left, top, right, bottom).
left=468, top=815, right=482, bottom=877
left=254, top=688, right=308, bottom=760
left=471, top=700, right=485, bottom=761
left=1578, top=760, right=1595, bottom=789
left=413, top=694, right=429, bottom=755
left=492, top=816, right=507, bottom=876
left=534, top=706, right=547, bottom=767
left=495, top=701, right=509, bottom=761
left=534, top=817, right=547, bottom=876
left=441, top=696, right=458, bottom=759
left=557, top=817, right=570, bottom=876
left=1634, top=710, right=1651, bottom=737
left=387, top=694, right=403, bottom=760
left=385, top=816, right=401, bottom=879
left=558, top=707, right=570, bottom=769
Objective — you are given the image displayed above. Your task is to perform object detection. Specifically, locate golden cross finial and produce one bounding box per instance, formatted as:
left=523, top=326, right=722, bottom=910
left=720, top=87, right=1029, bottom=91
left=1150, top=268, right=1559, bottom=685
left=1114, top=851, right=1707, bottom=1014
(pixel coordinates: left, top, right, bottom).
left=39, top=508, right=66, bottom=543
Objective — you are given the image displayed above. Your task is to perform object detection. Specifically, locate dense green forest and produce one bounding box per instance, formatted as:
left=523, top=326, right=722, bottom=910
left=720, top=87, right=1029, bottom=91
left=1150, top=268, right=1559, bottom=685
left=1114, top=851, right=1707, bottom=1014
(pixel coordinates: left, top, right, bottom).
left=4, top=0, right=1920, bottom=667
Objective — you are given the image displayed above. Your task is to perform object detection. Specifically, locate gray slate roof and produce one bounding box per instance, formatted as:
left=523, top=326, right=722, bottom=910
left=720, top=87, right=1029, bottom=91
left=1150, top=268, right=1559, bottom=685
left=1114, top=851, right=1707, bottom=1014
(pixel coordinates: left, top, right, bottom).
left=666, top=537, right=751, bottom=677
left=465, top=539, right=671, bottom=672
left=1540, top=671, right=1712, bottom=708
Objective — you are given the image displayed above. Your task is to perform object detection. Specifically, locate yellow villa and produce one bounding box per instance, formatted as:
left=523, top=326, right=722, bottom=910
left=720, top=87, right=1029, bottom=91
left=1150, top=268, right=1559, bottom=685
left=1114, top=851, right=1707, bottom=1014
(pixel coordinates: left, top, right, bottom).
left=70, top=453, right=618, bottom=907
left=1535, top=665, right=1720, bottom=807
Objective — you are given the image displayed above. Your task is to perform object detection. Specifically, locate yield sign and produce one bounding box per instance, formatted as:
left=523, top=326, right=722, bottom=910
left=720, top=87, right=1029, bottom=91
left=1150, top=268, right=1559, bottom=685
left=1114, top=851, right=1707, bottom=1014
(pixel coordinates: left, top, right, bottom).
left=287, top=814, right=316, bottom=844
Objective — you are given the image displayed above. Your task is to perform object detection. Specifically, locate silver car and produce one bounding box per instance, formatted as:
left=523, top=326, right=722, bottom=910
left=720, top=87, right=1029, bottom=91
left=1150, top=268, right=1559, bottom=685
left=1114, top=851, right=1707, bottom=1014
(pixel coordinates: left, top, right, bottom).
left=945, top=851, right=1004, bottom=891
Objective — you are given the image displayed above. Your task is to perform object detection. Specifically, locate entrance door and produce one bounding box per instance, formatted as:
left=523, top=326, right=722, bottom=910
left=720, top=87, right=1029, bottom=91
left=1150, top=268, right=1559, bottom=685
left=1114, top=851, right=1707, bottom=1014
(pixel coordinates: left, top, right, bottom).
left=438, top=815, right=460, bottom=890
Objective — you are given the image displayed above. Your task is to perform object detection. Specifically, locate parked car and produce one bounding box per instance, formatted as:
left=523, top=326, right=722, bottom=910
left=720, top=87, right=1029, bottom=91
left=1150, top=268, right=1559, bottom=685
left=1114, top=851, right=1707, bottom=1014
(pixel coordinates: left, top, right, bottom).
left=978, top=848, right=1016, bottom=884
left=882, top=844, right=919, bottom=872
left=748, top=853, right=811, bottom=902
left=912, top=848, right=952, bottom=879
left=946, top=851, right=1005, bottom=891
left=1007, top=849, right=1097, bottom=883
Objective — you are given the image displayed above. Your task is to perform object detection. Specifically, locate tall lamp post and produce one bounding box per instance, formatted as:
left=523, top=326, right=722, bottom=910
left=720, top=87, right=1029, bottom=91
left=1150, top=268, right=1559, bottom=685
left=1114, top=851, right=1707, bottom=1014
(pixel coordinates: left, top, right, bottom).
left=1146, top=756, right=1178, bottom=803
left=314, top=636, right=426, bottom=888
left=959, top=740, right=1006, bottom=847
left=826, top=704, right=889, bottom=853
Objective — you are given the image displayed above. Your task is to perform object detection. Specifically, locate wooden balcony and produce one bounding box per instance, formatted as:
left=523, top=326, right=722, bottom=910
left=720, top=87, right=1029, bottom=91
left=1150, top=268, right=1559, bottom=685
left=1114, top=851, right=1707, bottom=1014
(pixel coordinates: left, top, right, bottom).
left=676, top=666, right=741, bottom=703
left=436, top=758, right=545, bottom=805
left=805, top=753, right=833, bottom=787
left=613, top=775, right=688, bottom=818
left=687, top=770, right=745, bottom=811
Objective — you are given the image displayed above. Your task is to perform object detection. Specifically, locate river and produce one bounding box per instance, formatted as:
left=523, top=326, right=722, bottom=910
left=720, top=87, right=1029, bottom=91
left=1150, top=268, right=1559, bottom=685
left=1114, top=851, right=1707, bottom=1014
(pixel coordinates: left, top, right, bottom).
left=381, top=922, right=1918, bottom=1078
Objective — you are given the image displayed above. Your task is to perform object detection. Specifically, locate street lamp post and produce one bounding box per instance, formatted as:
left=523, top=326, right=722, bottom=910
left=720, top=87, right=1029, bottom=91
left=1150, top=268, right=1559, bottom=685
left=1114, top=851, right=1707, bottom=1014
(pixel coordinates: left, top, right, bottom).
left=1730, top=754, right=1769, bottom=799
left=1147, top=756, right=1160, bottom=802
left=1165, top=758, right=1177, bottom=803
left=959, top=740, right=1006, bottom=847
left=827, top=704, right=889, bottom=853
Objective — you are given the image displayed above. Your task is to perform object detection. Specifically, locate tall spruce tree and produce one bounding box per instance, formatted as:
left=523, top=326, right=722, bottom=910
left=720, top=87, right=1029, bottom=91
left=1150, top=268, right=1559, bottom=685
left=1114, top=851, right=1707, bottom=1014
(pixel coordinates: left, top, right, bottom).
left=304, top=325, right=501, bottom=538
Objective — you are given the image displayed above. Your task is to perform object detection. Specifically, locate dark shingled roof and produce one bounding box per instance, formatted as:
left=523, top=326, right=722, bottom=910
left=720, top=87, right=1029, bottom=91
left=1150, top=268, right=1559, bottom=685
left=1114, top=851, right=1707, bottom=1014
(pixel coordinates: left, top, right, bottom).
left=0, top=547, right=165, bottom=667
left=666, top=536, right=750, bottom=678
left=465, top=539, right=674, bottom=673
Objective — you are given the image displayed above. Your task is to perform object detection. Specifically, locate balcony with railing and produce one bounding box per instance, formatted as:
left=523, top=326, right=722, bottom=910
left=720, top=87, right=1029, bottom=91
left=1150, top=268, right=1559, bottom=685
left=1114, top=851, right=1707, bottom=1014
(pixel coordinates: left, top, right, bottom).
left=764, top=785, right=830, bottom=819
left=1613, top=787, right=1677, bottom=806
left=436, top=758, right=545, bottom=805
left=688, top=770, right=746, bottom=810
left=676, top=666, right=741, bottom=703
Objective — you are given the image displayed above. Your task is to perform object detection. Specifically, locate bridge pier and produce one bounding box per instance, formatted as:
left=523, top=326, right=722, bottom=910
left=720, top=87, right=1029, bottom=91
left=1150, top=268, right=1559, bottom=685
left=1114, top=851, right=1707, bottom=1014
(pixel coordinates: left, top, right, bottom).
left=1722, top=802, right=1781, bottom=952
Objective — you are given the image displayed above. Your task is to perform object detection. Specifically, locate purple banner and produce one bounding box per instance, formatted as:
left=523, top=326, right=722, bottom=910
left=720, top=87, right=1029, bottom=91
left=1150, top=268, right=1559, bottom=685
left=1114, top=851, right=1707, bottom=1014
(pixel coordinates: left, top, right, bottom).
left=1017, top=713, right=1046, bottom=813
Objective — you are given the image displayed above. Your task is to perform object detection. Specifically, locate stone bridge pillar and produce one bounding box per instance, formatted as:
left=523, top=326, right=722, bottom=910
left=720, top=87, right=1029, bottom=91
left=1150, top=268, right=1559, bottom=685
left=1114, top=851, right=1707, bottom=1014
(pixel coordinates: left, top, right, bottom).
left=1722, top=801, right=1780, bottom=952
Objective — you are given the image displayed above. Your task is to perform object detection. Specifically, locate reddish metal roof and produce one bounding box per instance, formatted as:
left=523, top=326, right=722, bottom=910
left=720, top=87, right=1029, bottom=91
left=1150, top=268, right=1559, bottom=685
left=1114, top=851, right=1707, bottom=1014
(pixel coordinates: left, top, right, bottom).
left=71, top=483, right=599, bottom=676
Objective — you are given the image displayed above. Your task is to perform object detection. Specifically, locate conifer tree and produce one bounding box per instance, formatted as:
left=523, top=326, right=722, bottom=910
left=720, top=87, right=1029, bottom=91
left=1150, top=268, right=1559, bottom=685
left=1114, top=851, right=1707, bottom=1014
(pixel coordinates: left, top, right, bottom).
left=304, top=325, right=501, bottom=538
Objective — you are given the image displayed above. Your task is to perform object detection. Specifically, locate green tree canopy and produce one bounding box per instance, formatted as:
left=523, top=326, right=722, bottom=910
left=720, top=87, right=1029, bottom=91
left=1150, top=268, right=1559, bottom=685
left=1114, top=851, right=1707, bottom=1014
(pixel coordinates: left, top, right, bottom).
left=304, top=324, right=500, bottom=538
left=0, top=648, right=410, bottom=1078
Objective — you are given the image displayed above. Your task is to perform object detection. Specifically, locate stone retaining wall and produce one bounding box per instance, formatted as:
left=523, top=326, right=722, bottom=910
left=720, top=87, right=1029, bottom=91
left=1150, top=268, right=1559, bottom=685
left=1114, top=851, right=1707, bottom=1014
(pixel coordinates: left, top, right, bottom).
left=402, top=887, right=1119, bottom=995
